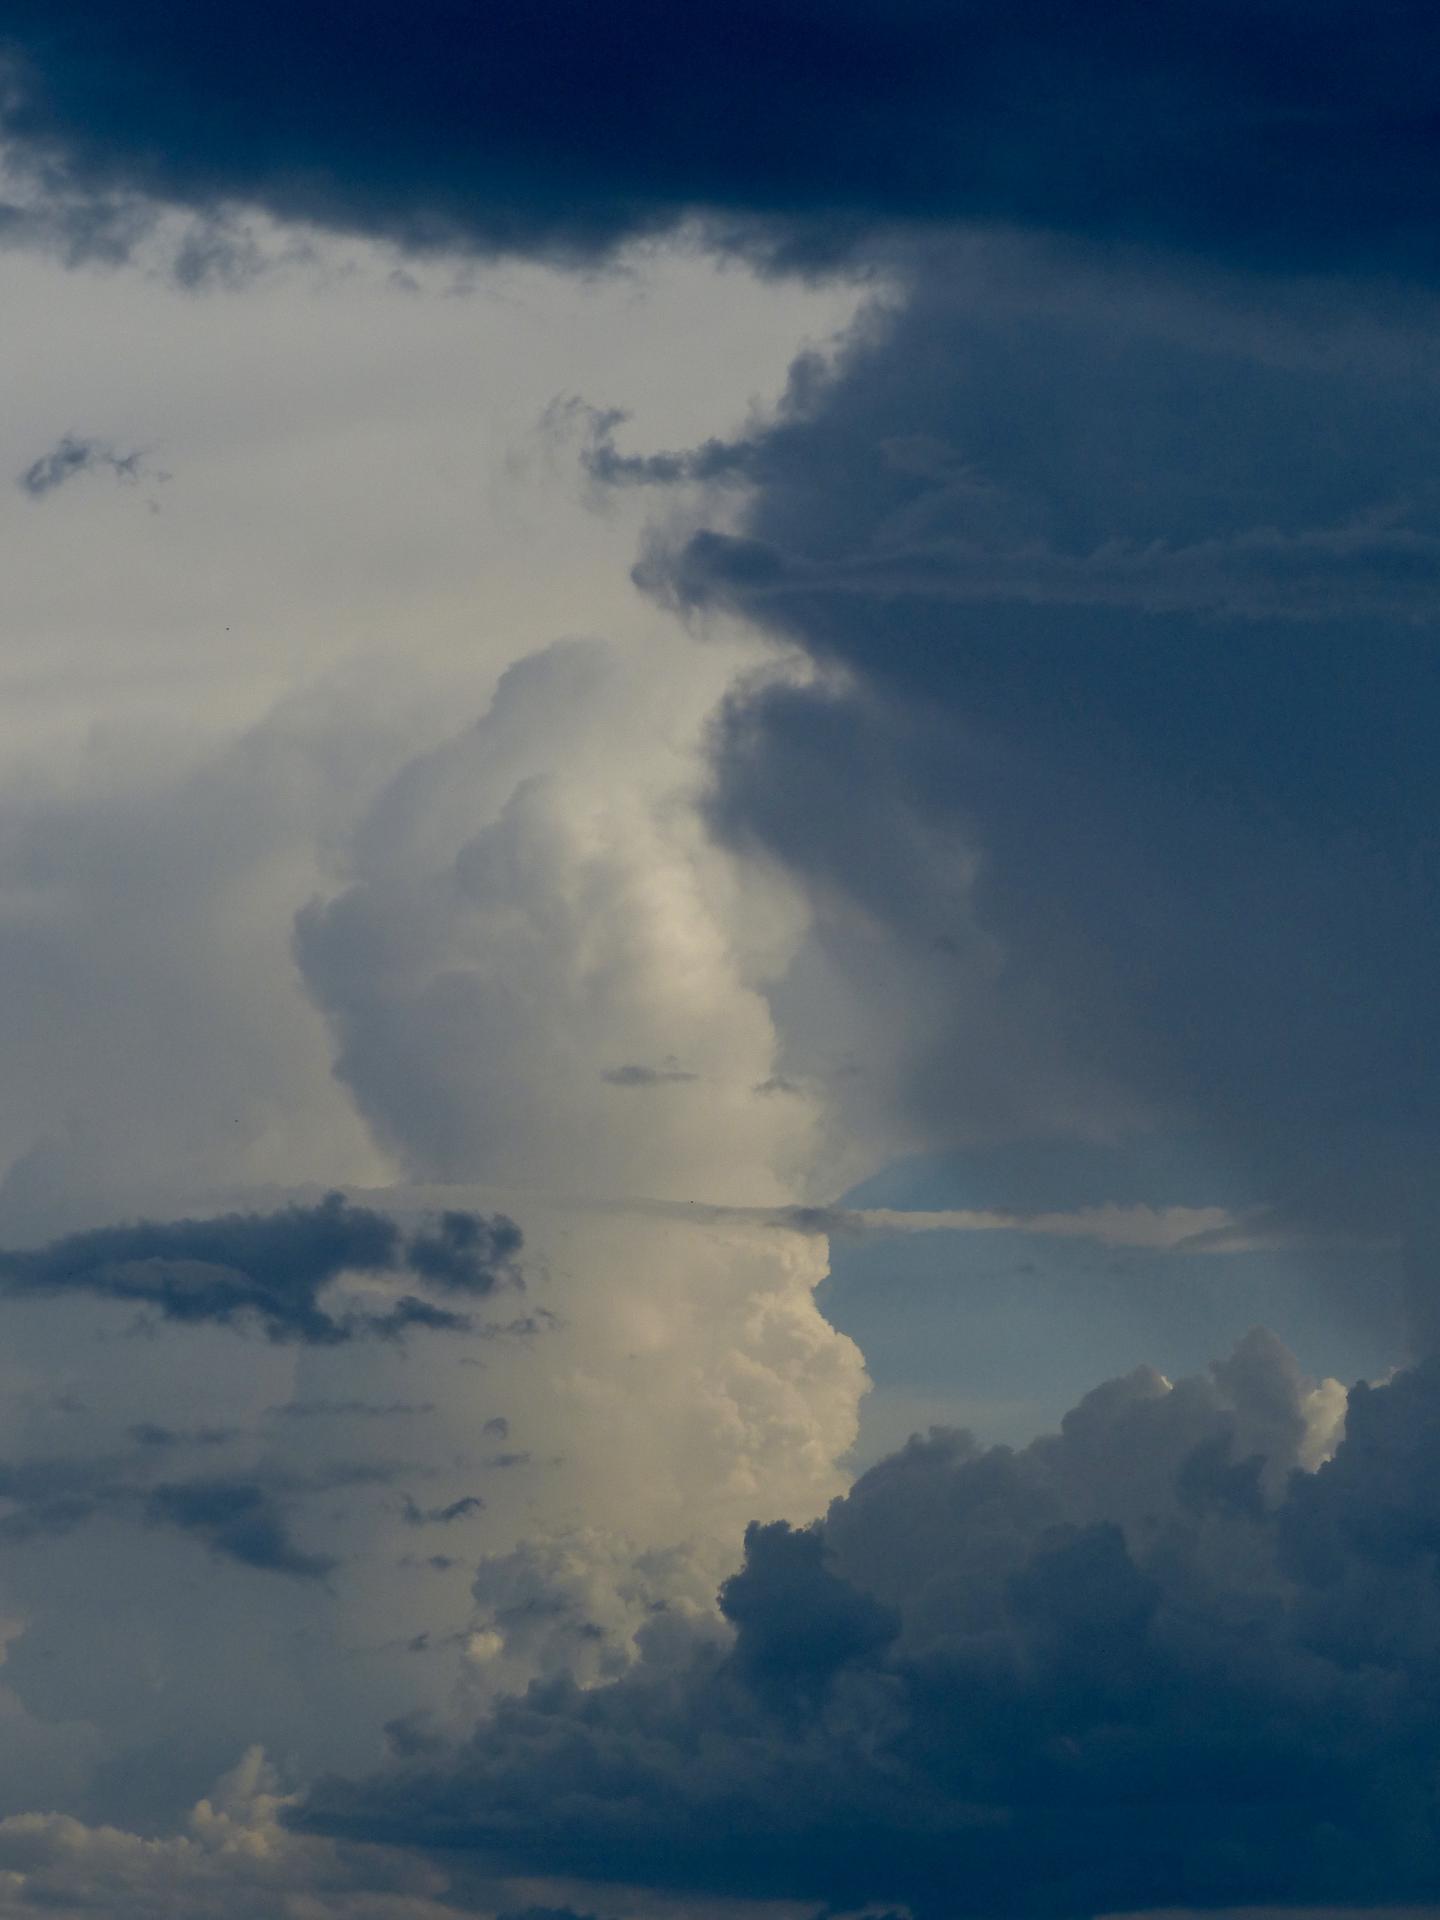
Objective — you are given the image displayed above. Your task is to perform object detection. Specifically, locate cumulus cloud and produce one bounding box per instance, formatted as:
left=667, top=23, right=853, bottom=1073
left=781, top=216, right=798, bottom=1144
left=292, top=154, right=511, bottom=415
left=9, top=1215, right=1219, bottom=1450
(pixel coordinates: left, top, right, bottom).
left=289, top=1330, right=1440, bottom=1918
left=0, top=10, right=1432, bottom=1911
left=0, top=113, right=878, bottom=1859
left=0, top=1746, right=460, bottom=1919
left=0, top=630, right=868, bottom=1825
left=292, top=637, right=819, bottom=1204
left=278, top=639, right=869, bottom=1715
left=0, top=1193, right=522, bottom=1344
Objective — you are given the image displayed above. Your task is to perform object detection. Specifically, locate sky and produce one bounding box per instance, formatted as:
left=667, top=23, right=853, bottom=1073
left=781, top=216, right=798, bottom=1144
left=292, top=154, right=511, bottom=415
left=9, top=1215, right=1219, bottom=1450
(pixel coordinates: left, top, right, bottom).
left=0, top=6, right=1435, bottom=1917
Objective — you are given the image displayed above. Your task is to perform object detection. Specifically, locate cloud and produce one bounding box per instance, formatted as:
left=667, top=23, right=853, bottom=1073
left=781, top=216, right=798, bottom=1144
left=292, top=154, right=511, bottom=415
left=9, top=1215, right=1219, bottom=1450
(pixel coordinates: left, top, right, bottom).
left=280, top=638, right=870, bottom=1713
left=143, top=1481, right=336, bottom=1581
left=267, top=1400, right=437, bottom=1422
left=16, top=432, right=150, bottom=498
left=616, top=242, right=1440, bottom=1335
left=611, top=1194, right=1259, bottom=1252
left=0, top=1454, right=370, bottom=1580
left=0, top=1746, right=460, bottom=1919
left=0, top=1193, right=523, bottom=1343
left=292, top=638, right=819, bottom=1205
left=0, top=1457, right=117, bottom=1545
left=128, top=1423, right=237, bottom=1450
left=5, top=4, right=1440, bottom=279
left=0, top=631, right=868, bottom=1826
left=289, top=1329, right=1440, bottom=1916
left=406, top=1211, right=523, bottom=1295
left=401, top=1495, right=485, bottom=1528
left=599, top=1063, right=698, bottom=1087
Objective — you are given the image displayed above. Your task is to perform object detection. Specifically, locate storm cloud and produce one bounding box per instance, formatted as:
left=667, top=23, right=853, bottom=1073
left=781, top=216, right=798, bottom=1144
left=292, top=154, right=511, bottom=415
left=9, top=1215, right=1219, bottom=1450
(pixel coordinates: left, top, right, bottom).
left=0, top=6, right=1435, bottom=1914
left=297, top=1331, right=1440, bottom=1915
left=614, top=245, right=1440, bottom=1345
left=5, top=4, right=1440, bottom=277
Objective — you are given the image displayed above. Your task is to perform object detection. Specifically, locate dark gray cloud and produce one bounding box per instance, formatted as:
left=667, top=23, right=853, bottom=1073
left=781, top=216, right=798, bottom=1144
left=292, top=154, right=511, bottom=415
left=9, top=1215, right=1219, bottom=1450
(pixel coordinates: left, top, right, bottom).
left=143, top=1480, right=335, bottom=1581
left=5, top=4, right=1440, bottom=278
left=0, top=1454, right=355, bottom=1580
left=406, top=1210, right=523, bottom=1295
left=553, top=400, right=755, bottom=493
left=299, top=1332, right=1440, bottom=1914
left=401, top=1494, right=484, bottom=1527
left=17, top=432, right=148, bottom=498
left=599, top=1064, right=698, bottom=1088
left=0, top=1192, right=523, bottom=1344
left=128, top=1422, right=237, bottom=1450
left=267, top=1399, right=437, bottom=1421
left=0, top=1455, right=117, bottom=1544
left=617, top=249, right=1440, bottom=1345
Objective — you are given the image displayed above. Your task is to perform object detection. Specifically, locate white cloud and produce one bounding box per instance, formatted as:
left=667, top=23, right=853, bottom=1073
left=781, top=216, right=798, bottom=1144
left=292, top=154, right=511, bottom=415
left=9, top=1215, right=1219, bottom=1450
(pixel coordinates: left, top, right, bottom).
left=0, top=233, right=870, bottom=1825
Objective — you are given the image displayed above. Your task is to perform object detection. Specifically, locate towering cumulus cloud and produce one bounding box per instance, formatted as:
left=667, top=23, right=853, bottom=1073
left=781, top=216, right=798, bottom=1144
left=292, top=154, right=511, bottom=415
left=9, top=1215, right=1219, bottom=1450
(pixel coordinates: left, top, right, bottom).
left=287, top=635, right=866, bottom=1695
left=0, top=624, right=867, bottom=1841
left=0, top=4, right=1434, bottom=1918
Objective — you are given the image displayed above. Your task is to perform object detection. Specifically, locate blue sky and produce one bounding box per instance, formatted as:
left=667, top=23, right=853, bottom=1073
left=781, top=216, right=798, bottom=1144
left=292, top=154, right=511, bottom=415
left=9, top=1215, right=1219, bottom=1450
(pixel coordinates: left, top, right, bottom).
left=0, top=7, right=1433, bottom=1918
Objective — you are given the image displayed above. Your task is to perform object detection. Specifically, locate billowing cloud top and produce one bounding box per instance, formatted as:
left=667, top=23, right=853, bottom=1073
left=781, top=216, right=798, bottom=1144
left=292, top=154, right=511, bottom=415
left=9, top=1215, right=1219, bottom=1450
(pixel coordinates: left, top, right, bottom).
left=297, top=1332, right=1440, bottom=1919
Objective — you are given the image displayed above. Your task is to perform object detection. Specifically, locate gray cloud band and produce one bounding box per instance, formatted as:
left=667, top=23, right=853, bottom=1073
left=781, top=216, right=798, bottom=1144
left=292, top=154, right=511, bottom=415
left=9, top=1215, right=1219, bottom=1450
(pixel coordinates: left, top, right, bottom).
left=0, top=1193, right=523, bottom=1343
